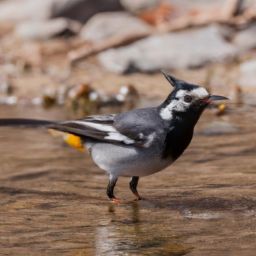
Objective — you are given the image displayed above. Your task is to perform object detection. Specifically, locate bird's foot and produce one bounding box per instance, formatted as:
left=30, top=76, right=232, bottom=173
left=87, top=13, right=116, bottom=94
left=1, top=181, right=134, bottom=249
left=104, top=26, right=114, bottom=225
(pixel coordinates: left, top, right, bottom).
left=134, top=197, right=145, bottom=201
left=110, top=198, right=121, bottom=204
left=133, top=192, right=144, bottom=201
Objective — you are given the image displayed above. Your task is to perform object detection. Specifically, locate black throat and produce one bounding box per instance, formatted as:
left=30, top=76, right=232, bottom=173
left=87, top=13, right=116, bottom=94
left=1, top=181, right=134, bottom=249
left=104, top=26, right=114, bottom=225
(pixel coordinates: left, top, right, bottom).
left=161, top=110, right=202, bottom=160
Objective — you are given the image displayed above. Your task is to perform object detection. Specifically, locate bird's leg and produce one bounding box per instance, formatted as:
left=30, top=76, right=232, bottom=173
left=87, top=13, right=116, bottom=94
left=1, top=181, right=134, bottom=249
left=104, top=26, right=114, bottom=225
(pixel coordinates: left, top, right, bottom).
left=129, top=176, right=143, bottom=200
left=107, top=175, right=120, bottom=203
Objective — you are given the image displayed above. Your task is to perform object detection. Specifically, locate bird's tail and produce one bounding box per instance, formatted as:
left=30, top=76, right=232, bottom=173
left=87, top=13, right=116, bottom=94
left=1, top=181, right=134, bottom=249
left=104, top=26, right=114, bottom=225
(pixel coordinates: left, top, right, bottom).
left=0, top=118, right=85, bottom=152
left=0, top=118, right=54, bottom=127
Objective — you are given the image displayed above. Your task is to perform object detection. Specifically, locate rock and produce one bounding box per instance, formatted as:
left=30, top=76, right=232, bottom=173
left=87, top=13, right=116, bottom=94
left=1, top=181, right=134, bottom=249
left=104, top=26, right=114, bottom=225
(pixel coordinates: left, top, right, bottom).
left=101, top=85, right=140, bottom=111
left=0, top=0, right=53, bottom=22
left=138, top=2, right=176, bottom=27
left=0, top=0, right=122, bottom=23
left=0, top=96, right=17, bottom=105
left=98, top=25, right=237, bottom=73
left=0, top=77, right=14, bottom=95
left=15, top=18, right=81, bottom=40
left=233, top=23, right=256, bottom=51
left=239, top=0, right=256, bottom=12
left=201, top=121, right=239, bottom=136
left=122, top=0, right=235, bottom=23
left=239, top=60, right=256, bottom=88
left=80, top=12, right=151, bottom=43
left=167, top=0, right=241, bottom=20
left=52, top=0, right=123, bottom=23
left=164, top=0, right=227, bottom=10
left=121, top=0, right=227, bottom=15
left=120, top=0, right=159, bottom=14
left=238, top=60, right=256, bottom=104
left=65, top=83, right=100, bottom=115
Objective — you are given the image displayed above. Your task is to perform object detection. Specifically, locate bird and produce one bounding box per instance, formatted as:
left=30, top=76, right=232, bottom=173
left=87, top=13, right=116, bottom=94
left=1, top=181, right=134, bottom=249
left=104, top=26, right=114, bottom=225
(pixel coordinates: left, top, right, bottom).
left=0, top=72, right=228, bottom=203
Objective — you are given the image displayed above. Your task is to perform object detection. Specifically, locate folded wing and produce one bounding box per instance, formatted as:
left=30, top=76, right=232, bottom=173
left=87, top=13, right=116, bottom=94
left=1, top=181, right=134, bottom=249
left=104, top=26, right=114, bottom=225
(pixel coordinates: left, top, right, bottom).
left=49, top=114, right=145, bottom=146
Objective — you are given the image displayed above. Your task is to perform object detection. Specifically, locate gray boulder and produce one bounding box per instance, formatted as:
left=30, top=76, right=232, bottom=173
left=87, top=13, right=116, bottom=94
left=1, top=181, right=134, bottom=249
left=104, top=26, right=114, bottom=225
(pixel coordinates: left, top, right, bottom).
left=120, top=0, right=159, bottom=14
left=233, top=23, right=256, bottom=51
left=234, top=59, right=256, bottom=105
left=239, top=60, right=256, bottom=88
left=0, top=0, right=122, bottom=23
left=0, top=0, right=53, bottom=21
left=98, top=25, right=237, bottom=73
left=164, top=0, right=230, bottom=15
left=121, top=0, right=230, bottom=15
left=15, top=18, right=81, bottom=40
left=239, top=0, right=256, bottom=12
left=53, top=0, right=123, bottom=23
left=80, top=12, right=151, bottom=43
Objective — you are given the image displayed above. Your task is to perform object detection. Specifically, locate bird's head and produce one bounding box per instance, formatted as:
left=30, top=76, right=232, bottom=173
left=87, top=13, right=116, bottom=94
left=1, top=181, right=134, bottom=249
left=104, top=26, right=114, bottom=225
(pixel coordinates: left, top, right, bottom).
left=160, top=72, right=228, bottom=124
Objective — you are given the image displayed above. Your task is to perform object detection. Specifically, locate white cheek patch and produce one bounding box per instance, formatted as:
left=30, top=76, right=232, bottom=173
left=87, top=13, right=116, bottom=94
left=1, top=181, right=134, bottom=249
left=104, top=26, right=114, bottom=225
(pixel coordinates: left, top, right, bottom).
left=191, top=87, right=209, bottom=99
left=176, top=90, right=187, bottom=98
left=160, top=99, right=187, bottom=120
left=176, top=88, right=209, bottom=99
left=170, top=99, right=187, bottom=112
left=160, top=107, right=173, bottom=120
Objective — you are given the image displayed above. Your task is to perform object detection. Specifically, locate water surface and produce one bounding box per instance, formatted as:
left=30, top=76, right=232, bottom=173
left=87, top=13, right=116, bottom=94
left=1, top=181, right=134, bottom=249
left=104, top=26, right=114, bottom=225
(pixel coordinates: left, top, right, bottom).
left=0, top=105, right=256, bottom=256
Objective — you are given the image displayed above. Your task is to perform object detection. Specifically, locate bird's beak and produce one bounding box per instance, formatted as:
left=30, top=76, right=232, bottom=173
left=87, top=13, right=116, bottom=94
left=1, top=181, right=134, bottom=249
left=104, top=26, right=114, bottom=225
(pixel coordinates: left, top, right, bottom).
left=202, top=95, right=228, bottom=104
left=209, top=95, right=229, bottom=101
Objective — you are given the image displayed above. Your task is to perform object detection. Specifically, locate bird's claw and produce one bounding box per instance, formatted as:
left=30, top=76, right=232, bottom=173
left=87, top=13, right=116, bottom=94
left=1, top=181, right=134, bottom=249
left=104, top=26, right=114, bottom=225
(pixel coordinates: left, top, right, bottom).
left=110, top=198, right=121, bottom=204
left=133, top=191, right=144, bottom=201
left=134, top=197, right=144, bottom=201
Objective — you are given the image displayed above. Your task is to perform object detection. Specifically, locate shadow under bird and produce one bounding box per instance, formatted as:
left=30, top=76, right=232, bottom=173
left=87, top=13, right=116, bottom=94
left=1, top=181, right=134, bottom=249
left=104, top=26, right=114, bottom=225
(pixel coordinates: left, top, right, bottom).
left=0, top=72, right=228, bottom=202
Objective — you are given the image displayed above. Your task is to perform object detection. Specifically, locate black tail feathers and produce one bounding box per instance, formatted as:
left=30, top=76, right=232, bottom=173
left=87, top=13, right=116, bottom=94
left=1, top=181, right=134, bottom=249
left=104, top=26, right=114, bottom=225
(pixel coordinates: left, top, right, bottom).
left=0, top=118, right=54, bottom=127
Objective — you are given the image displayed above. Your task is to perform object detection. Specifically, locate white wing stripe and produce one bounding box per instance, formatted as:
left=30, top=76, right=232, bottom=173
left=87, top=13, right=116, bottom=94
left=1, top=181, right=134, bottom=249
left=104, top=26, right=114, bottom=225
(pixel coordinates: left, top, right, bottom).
left=72, top=121, right=116, bottom=132
left=86, top=114, right=115, bottom=121
left=104, top=132, right=134, bottom=144
left=72, top=121, right=135, bottom=145
left=144, top=132, right=156, bottom=148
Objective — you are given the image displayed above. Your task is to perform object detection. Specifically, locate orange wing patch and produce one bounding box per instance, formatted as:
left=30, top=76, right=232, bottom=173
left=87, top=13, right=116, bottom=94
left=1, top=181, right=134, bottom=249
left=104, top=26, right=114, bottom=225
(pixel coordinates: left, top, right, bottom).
left=64, top=134, right=85, bottom=152
left=48, top=129, right=85, bottom=152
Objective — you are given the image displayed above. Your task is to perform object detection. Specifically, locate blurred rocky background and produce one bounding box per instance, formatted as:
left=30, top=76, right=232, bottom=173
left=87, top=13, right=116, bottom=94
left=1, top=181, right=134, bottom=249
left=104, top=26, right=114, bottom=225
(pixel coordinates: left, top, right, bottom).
left=2, top=2, right=256, bottom=255
left=0, top=0, right=256, bottom=114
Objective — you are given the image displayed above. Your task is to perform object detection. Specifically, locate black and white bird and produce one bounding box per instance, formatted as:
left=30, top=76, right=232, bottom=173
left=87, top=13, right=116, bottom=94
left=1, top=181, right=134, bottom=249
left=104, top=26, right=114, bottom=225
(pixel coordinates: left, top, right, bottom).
left=0, top=72, right=227, bottom=202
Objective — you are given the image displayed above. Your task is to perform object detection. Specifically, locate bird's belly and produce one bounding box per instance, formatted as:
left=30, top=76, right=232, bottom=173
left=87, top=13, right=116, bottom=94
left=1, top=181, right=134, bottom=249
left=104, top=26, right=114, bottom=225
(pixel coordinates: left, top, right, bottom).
left=89, top=142, right=173, bottom=177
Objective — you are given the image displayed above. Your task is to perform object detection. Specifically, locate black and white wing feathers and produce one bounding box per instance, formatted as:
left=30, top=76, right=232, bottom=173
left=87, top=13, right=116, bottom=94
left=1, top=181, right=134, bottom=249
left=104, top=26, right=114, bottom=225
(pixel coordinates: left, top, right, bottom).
left=49, top=108, right=160, bottom=147
left=48, top=114, right=140, bottom=146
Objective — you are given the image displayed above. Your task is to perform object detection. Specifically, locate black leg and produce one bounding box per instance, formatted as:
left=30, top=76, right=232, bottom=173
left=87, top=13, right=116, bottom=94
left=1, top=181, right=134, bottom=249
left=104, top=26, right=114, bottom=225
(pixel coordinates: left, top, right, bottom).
left=106, top=175, right=118, bottom=201
left=129, top=176, right=142, bottom=200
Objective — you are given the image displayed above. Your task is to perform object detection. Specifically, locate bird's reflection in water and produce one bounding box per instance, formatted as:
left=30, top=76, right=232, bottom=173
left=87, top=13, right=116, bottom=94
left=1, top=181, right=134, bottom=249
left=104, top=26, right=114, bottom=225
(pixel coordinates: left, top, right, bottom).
left=94, top=202, right=141, bottom=255
left=94, top=202, right=192, bottom=256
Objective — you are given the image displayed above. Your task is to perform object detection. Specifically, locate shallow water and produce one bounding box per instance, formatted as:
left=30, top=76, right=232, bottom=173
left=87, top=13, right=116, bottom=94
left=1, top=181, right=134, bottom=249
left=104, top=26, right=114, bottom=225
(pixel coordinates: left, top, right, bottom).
left=0, top=105, right=256, bottom=256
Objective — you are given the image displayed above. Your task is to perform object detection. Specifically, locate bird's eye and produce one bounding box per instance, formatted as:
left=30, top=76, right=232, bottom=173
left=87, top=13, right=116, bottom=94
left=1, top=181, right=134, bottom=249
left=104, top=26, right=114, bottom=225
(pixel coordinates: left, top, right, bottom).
left=184, top=95, right=193, bottom=103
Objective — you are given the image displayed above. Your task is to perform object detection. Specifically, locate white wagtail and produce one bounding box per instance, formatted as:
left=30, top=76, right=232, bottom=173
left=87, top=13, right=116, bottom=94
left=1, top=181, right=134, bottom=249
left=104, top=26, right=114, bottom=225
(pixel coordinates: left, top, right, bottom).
left=0, top=72, right=227, bottom=202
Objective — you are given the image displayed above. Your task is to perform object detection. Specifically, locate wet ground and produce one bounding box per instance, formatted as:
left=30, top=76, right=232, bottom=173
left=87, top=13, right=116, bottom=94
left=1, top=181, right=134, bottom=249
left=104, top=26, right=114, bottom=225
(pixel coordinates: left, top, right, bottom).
left=0, top=104, right=256, bottom=256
